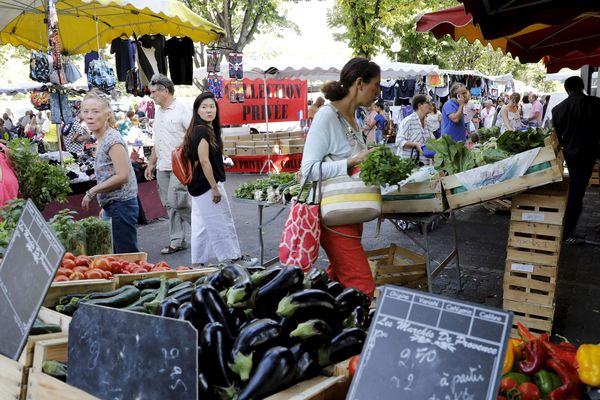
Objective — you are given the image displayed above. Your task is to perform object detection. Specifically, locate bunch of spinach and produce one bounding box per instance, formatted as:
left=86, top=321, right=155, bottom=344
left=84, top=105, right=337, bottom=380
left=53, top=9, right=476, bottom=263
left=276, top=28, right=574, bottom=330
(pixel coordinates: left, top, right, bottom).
left=234, top=173, right=297, bottom=200
left=477, top=125, right=501, bottom=143
left=360, top=145, right=415, bottom=186
left=426, top=135, right=477, bottom=175
left=472, top=138, right=511, bottom=166
left=496, top=128, right=547, bottom=154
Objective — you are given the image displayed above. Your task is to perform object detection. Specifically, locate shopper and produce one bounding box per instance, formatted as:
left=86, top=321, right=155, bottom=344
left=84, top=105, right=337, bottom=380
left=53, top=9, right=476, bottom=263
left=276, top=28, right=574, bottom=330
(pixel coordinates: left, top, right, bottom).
left=301, top=57, right=379, bottom=298
left=552, top=76, right=600, bottom=242
left=521, top=94, right=532, bottom=122
left=144, top=74, right=192, bottom=255
left=528, top=93, right=543, bottom=127
left=182, top=92, right=257, bottom=267
left=441, top=83, right=469, bottom=142
left=0, top=143, right=18, bottom=207
left=500, top=93, right=526, bottom=132
left=362, top=102, right=387, bottom=145
left=81, top=90, right=139, bottom=253
left=62, top=112, right=90, bottom=156
left=425, top=102, right=442, bottom=137
left=308, top=96, right=325, bottom=120
left=362, top=104, right=378, bottom=143
left=396, top=95, right=435, bottom=164
left=480, top=100, right=495, bottom=129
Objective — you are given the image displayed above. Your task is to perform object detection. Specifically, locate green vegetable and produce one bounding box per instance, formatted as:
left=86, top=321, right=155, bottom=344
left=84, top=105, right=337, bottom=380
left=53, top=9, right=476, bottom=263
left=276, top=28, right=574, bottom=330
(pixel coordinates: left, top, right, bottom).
left=30, top=318, right=61, bottom=335
left=49, top=209, right=86, bottom=256
left=42, top=360, right=67, bottom=382
left=476, top=125, right=501, bottom=143
left=234, top=173, right=297, bottom=200
left=360, top=145, right=415, bottom=186
left=426, top=135, right=477, bottom=175
left=496, top=127, right=548, bottom=154
left=79, top=217, right=112, bottom=256
left=0, top=199, right=26, bottom=256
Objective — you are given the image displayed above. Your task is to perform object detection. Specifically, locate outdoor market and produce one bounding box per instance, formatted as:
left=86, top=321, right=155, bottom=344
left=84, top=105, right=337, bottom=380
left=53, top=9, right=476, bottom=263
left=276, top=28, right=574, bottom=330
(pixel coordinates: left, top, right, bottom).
left=0, top=0, right=599, bottom=399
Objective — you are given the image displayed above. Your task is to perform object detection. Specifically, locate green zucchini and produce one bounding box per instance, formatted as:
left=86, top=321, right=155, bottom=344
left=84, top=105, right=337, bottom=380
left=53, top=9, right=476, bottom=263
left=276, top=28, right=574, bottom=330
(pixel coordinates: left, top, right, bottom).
left=167, top=281, right=193, bottom=296
left=55, top=303, right=77, bottom=316
left=166, top=278, right=183, bottom=289
left=144, top=276, right=169, bottom=314
left=140, top=288, right=158, bottom=297
left=125, top=292, right=158, bottom=309
left=30, top=318, right=61, bottom=335
left=80, top=286, right=141, bottom=308
left=133, top=277, right=162, bottom=290
left=126, top=306, right=148, bottom=313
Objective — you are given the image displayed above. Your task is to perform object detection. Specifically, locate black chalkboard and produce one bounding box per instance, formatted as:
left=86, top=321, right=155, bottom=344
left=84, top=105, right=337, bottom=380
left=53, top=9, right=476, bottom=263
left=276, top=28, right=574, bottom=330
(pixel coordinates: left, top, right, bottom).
left=68, top=303, right=198, bottom=400
left=347, top=285, right=513, bottom=400
left=0, top=199, right=64, bottom=360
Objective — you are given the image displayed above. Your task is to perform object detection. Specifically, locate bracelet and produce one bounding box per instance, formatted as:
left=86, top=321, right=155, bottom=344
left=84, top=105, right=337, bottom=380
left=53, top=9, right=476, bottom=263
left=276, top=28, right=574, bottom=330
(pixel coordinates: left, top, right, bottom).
left=86, top=190, right=97, bottom=199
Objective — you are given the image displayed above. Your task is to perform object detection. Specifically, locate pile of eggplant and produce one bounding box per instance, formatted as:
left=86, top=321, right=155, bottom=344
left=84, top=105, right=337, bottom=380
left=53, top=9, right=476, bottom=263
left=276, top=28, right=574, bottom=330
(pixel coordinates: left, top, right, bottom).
left=159, top=265, right=374, bottom=400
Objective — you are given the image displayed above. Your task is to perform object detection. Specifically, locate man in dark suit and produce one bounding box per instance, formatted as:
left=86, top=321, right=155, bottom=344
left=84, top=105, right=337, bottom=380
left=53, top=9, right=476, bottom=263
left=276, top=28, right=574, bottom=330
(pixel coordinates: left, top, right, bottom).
left=552, top=76, right=600, bottom=241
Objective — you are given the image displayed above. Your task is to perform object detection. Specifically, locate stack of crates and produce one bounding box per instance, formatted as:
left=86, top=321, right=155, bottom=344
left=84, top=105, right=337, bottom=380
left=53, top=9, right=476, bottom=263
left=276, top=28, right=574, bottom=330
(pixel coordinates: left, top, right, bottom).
left=503, top=181, right=568, bottom=337
left=589, top=160, right=599, bottom=187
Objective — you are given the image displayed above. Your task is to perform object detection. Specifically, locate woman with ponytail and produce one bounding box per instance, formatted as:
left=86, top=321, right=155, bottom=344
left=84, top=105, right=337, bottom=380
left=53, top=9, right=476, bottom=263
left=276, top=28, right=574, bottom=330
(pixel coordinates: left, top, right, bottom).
left=182, top=92, right=257, bottom=268
left=301, top=57, right=381, bottom=298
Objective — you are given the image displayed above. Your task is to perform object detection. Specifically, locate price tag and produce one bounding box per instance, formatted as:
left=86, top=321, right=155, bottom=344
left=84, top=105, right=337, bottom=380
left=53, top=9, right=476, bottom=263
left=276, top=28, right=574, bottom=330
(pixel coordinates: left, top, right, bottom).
left=522, top=212, right=545, bottom=222
left=511, top=263, right=534, bottom=273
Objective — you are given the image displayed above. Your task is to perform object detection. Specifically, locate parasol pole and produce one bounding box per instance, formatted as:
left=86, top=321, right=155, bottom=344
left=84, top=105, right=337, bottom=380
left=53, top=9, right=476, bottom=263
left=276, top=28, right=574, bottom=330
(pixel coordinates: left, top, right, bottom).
left=259, top=67, right=280, bottom=175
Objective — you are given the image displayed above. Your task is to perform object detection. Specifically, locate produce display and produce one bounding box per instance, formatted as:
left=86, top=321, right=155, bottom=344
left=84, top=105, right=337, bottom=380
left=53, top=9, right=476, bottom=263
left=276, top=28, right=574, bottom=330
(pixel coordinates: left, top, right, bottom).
left=496, top=128, right=547, bottom=154
left=233, top=173, right=298, bottom=202
left=477, top=125, right=502, bottom=143
left=498, top=322, right=600, bottom=400
left=360, top=145, right=415, bottom=186
left=55, top=265, right=371, bottom=399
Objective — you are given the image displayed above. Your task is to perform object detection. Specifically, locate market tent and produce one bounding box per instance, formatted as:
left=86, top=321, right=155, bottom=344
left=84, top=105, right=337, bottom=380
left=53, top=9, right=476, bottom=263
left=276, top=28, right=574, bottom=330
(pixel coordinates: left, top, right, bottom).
left=460, top=0, right=600, bottom=40
left=0, top=79, right=89, bottom=95
left=543, top=49, right=600, bottom=73
left=0, top=0, right=225, bottom=54
left=416, top=5, right=600, bottom=67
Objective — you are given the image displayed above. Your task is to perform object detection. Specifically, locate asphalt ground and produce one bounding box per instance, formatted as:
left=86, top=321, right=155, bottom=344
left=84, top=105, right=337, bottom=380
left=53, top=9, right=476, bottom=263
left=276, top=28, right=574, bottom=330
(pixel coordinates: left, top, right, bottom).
left=138, top=174, right=600, bottom=344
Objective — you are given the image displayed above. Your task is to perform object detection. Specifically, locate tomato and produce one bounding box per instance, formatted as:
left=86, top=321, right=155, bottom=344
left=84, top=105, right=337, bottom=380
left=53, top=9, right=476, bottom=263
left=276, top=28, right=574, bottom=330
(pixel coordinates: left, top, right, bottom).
left=56, top=267, right=72, bottom=276
left=175, top=266, right=191, bottom=270
left=348, top=355, right=360, bottom=378
left=500, top=378, right=518, bottom=394
left=63, top=252, right=76, bottom=261
left=150, top=266, right=171, bottom=272
left=518, top=382, right=540, bottom=400
left=131, top=267, right=149, bottom=274
left=104, top=270, right=113, bottom=278
left=109, top=261, right=122, bottom=274
left=72, top=266, right=89, bottom=274
left=119, top=270, right=131, bottom=274
left=69, top=271, right=84, bottom=280
left=106, top=256, right=116, bottom=262
left=84, top=269, right=105, bottom=280
left=61, top=259, right=77, bottom=270
left=93, top=258, right=110, bottom=271
left=75, top=256, right=90, bottom=266
left=154, top=261, right=171, bottom=270
left=497, top=397, right=507, bottom=400
left=53, top=275, right=70, bottom=282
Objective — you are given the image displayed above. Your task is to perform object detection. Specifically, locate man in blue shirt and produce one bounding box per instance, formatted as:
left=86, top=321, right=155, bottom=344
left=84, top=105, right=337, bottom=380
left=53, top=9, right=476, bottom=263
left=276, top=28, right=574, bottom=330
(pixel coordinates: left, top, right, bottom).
left=441, top=83, right=469, bottom=142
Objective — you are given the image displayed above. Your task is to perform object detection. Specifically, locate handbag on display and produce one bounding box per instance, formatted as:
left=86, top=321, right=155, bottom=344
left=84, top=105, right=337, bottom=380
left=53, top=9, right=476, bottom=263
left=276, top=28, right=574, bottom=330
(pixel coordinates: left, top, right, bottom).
left=64, top=62, right=82, bottom=83
left=278, top=165, right=321, bottom=272
left=318, top=105, right=381, bottom=227
left=29, top=51, right=50, bottom=83
left=87, top=59, right=116, bottom=92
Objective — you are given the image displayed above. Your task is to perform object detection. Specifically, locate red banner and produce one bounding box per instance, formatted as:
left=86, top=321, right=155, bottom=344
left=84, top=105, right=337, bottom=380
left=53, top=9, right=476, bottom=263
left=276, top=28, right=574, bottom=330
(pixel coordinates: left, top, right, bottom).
left=218, top=79, right=308, bottom=125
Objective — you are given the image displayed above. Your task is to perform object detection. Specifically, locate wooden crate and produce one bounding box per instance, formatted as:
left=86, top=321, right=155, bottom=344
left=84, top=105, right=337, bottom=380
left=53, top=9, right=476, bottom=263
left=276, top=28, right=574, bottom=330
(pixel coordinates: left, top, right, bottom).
left=280, top=145, right=304, bottom=154
left=505, top=301, right=555, bottom=337
left=0, top=354, right=27, bottom=400
left=91, top=252, right=147, bottom=263
left=506, top=221, right=562, bottom=266
left=382, top=179, right=446, bottom=214
left=510, top=183, right=568, bottom=226
left=18, top=308, right=71, bottom=368
left=365, top=244, right=427, bottom=289
left=441, top=145, right=563, bottom=210
left=266, top=375, right=348, bottom=400
left=43, top=279, right=115, bottom=308
left=113, top=270, right=178, bottom=288
left=589, top=161, right=599, bottom=187
left=28, top=337, right=99, bottom=399
left=176, top=267, right=219, bottom=282
left=503, top=261, right=557, bottom=307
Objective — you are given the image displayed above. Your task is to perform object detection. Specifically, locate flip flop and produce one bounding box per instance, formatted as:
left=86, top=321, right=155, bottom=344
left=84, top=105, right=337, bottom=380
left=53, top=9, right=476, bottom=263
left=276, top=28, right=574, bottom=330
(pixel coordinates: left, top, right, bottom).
left=161, top=245, right=185, bottom=254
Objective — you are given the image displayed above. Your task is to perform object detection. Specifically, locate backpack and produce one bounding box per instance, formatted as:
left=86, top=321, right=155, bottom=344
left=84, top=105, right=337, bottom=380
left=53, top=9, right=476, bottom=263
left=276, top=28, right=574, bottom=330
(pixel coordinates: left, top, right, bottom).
left=171, top=146, right=195, bottom=185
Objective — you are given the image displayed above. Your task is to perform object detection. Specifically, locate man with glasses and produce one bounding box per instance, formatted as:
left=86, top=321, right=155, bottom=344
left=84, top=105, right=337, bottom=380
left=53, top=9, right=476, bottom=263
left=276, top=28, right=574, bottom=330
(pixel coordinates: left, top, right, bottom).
left=441, top=83, right=470, bottom=142
left=144, top=74, right=193, bottom=254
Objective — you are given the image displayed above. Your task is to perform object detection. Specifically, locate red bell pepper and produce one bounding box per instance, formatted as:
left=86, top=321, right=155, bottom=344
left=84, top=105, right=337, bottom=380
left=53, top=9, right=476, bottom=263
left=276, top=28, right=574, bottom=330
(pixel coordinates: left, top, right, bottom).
left=517, top=322, right=537, bottom=341
left=546, top=358, right=582, bottom=400
left=519, top=339, right=548, bottom=375
left=543, top=341, right=579, bottom=371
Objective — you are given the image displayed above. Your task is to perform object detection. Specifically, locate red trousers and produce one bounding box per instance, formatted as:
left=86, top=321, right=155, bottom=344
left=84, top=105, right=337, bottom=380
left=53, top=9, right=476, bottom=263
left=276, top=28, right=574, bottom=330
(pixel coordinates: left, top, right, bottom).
left=320, top=223, right=375, bottom=298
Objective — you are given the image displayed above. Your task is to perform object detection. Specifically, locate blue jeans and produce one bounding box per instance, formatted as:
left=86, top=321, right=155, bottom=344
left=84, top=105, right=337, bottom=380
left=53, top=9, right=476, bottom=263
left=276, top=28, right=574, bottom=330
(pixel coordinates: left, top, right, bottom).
left=375, top=129, right=384, bottom=144
left=103, top=197, right=140, bottom=253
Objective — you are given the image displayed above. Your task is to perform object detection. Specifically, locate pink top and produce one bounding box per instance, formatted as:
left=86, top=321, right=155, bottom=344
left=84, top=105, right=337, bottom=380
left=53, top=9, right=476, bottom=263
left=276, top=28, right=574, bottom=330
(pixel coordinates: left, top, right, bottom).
left=0, top=144, right=19, bottom=208
left=531, top=100, right=543, bottom=124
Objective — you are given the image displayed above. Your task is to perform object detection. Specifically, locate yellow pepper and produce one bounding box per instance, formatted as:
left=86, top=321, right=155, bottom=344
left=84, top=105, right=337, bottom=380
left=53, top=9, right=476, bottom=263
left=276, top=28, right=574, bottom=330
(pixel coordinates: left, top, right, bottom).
left=510, top=338, right=523, bottom=361
left=577, top=344, right=600, bottom=387
left=503, top=339, right=515, bottom=374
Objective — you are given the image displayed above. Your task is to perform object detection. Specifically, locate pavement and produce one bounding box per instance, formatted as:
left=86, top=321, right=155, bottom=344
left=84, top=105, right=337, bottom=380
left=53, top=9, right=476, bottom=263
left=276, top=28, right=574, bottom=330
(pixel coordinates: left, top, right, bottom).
left=138, top=174, right=600, bottom=345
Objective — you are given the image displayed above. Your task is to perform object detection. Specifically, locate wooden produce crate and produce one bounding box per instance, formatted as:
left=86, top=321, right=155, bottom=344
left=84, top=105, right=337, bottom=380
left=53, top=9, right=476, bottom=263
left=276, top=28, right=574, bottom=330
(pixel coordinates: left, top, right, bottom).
left=506, top=221, right=562, bottom=266
left=280, top=138, right=305, bottom=154
left=176, top=267, right=219, bottom=282
left=503, top=261, right=557, bottom=307
left=43, top=279, right=115, bottom=308
left=510, top=182, right=568, bottom=226
left=589, top=161, right=600, bottom=187
left=365, top=244, right=427, bottom=290
left=0, top=354, right=27, bottom=400
left=28, top=337, right=99, bottom=400
left=113, top=270, right=178, bottom=289
left=266, top=375, right=348, bottom=400
left=381, top=179, right=446, bottom=214
left=91, top=251, right=147, bottom=263
left=18, top=308, right=71, bottom=368
left=441, top=145, right=563, bottom=210
left=506, top=301, right=556, bottom=338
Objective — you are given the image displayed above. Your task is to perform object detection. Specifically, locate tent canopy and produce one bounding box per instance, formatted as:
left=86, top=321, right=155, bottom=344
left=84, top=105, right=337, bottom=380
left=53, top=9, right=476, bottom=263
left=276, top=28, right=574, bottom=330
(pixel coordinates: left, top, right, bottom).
left=0, top=0, right=224, bottom=54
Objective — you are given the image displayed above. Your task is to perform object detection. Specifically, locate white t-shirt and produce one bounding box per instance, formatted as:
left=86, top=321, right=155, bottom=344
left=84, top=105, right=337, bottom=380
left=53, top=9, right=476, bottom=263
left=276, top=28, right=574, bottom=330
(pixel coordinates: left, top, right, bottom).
left=153, top=97, right=193, bottom=171
left=521, top=103, right=533, bottom=120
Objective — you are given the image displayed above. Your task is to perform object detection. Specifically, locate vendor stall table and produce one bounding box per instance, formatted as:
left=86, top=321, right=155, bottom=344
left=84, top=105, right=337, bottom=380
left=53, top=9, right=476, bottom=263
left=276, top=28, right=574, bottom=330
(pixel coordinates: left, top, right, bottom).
left=382, top=211, right=462, bottom=293
left=228, top=153, right=302, bottom=173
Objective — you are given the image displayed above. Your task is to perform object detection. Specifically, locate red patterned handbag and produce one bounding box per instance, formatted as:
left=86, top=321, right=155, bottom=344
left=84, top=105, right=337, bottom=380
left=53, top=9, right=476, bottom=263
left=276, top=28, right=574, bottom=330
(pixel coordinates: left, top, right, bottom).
left=278, top=166, right=321, bottom=271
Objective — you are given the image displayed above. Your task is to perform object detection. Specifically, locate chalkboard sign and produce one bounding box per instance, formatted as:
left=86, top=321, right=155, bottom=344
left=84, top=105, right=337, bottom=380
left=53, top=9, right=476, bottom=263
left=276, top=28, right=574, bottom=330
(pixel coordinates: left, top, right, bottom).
left=68, top=303, right=198, bottom=400
left=347, top=285, right=513, bottom=400
left=0, top=199, right=64, bottom=360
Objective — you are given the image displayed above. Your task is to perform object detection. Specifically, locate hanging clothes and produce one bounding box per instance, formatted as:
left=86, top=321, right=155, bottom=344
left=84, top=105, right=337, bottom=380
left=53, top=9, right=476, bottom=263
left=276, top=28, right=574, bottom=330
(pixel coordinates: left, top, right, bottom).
left=139, top=34, right=168, bottom=75
left=110, top=38, right=136, bottom=82
left=146, top=100, right=155, bottom=119
left=84, top=51, right=99, bottom=74
left=228, top=53, right=243, bottom=80
left=380, top=80, right=396, bottom=101
left=164, top=37, right=194, bottom=85
left=397, top=79, right=416, bottom=99
left=207, top=74, right=223, bottom=99
left=207, top=49, right=220, bottom=73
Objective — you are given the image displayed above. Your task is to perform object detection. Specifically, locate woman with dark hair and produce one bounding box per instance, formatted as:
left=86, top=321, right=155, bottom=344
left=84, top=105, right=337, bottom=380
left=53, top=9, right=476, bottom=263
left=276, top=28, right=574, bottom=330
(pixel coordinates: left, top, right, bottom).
left=301, top=57, right=380, bottom=298
left=182, top=92, right=257, bottom=268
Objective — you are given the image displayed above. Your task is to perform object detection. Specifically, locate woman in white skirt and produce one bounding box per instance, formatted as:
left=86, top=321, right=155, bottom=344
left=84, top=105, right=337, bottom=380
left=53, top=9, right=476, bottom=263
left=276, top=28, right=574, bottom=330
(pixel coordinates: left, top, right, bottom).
left=182, top=92, right=257, bottom=268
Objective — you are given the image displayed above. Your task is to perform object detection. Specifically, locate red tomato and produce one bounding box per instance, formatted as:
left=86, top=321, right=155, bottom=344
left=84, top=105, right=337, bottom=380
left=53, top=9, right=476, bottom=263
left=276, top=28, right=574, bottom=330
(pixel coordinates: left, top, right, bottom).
left=93, top=258, right=110, bottom=271
left=61, top=259, right=77, bottom=270
left=75, top=256, right=90, bottom=266
left=84, top=269, right=105, bottom=280
left=499, top=378, right=517, bottom=394
left=119, top=270, right=131, bottom=274
left=72, top=266, right=89, bottom=274
left=109, top=261, right=122, bottom=274
left=56, top=267, right=72, bottom=276
left=154, top=261, right=171, bottom=269
left=518, top=382, right=540, bottom=400
left=131, top=267, right=149, bottom=274
left=106, top=256, right=116, bottom=262
left=175, top=266, right=191, bottom=270
left=53, top=275, right=70, bottom=282
left=104, top=270, right=113, bottom=278
left=497, top=397, right=507, bottom=400
left=150, top=266, right=171, bottom=272
left=63, top=252, right=76, bottom=261
left=348, top=355, right=360, bottom=378
left=69, top=271, right=84, bottom=280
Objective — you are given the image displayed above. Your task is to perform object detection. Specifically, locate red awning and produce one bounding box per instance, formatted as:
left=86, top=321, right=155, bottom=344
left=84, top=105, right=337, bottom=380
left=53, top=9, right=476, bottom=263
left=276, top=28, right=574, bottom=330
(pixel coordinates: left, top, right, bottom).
left=544, top=49, right=600, bottom=73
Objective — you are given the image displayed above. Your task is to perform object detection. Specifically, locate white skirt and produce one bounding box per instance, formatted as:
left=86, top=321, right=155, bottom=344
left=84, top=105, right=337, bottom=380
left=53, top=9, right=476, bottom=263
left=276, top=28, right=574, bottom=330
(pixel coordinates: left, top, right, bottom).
left=191, top=182, right=241, bottom=263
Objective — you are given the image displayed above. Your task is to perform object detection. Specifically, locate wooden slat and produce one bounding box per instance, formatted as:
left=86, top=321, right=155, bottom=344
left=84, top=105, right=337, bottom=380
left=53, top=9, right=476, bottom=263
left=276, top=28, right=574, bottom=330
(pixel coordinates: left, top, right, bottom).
left=266, top=375, right=348, bottom=400
left=31, top=338, right=68, bottom=372
left=503, top=289, right=555, bottom=307
left=503, top=299, right=555, bottom=318
left=506, top=248, right=559, bottom=267
left=509, top=221, right=563, bottom=237
left=511, top=315, right=553, bottom=333
left=0, top=354, right=26, bottom=400
left=382, top=196, right=445, bottom=213
left=113, top=270, right=178, bottom=288
left=508, top=234, right=561, bottom=253
left=366, top=245, right=427, bottom=289
left=176, top=268, right=219, bottom=282
left=27, top=371, right=99, bottom=400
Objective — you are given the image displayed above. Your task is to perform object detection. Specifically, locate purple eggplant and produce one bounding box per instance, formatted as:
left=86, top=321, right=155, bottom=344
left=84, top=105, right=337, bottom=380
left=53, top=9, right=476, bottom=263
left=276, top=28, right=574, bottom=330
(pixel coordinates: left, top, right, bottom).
left=237, top=347, right=296, bottom=400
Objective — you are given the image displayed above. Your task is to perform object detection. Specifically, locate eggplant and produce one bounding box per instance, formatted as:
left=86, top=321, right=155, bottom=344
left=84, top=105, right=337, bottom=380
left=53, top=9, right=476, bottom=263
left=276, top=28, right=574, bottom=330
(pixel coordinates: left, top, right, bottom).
left=175, top=301, right=195, bottom=322
left=250, top=266, right=282, bottom=287
left=165, top=286, right=194, bottom=303
left=303, top=268, right=329, bottom=291
left=199, top=322, right=236, bottom=397
left=276, top=289, right=337, bottom=323
left=366, top=308, right=376, bottom=330
left=229, top=318, right=282, bottom=381
left=245, top=265, right=266, bottom=274
left=254, top=266, right=304, bottom=315
left=206, top=271, right=225, bottom=291
left=198, top=372, right=217, bottom=400
left=157, top=297, right=181, bottom=318
left=228, top=307, right=249, bottom=331
left=343, top=306, right=368, bottom=330
left=318, top=328, right=366, bottom=366
left=221, top=265, right=254, bottom=307
left=325, top=281, right=344, bottom=297
left=295, top=350, right=319, bottom=383
left=290, top=319, right=332, bottom=343
left=237, top=347, right=296, bottom=400
left=191, top=285, right=235, bottom=339
left=336, top=288, right=371, bottom=317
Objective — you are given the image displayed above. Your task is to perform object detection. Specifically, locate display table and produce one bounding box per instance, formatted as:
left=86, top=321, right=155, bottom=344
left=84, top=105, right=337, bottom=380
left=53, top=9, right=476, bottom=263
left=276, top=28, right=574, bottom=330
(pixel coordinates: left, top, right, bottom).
left=228, top=153, right=302, bottom=173
left=382, top=212, right=462, bottom=292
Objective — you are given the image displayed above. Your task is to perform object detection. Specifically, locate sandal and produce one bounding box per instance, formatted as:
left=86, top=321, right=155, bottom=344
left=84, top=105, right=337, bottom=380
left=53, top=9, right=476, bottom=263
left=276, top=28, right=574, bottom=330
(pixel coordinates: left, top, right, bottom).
left=161, top=245, right=185, bottom=255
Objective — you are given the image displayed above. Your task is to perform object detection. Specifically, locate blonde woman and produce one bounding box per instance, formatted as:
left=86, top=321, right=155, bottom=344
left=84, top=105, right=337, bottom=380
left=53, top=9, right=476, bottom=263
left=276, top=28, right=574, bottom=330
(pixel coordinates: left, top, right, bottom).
left=81, top=90, right=139, bottom=253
